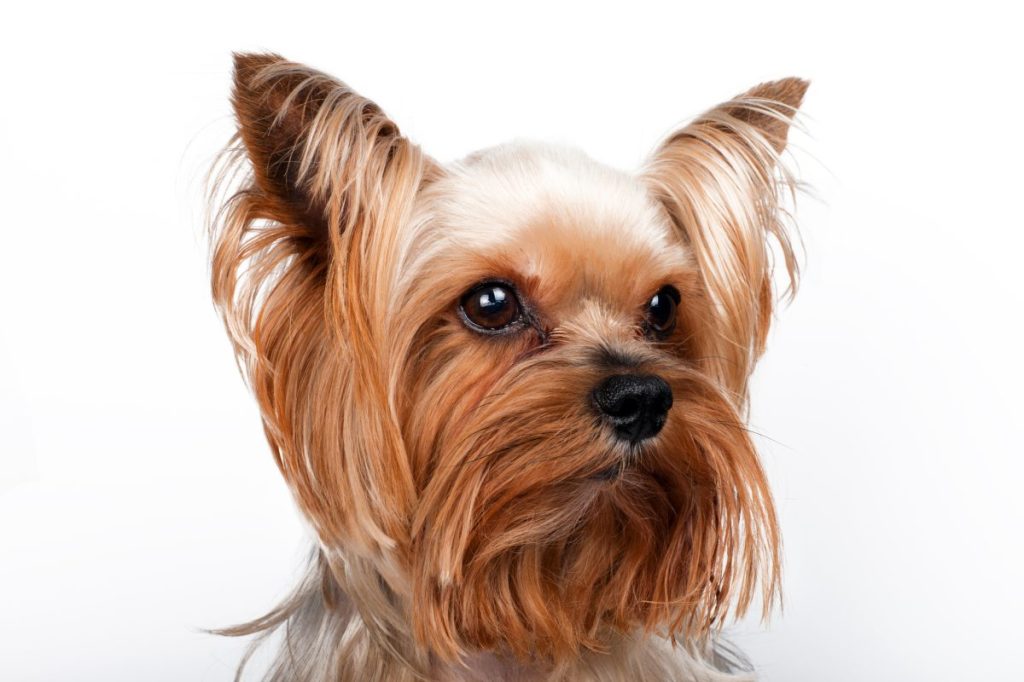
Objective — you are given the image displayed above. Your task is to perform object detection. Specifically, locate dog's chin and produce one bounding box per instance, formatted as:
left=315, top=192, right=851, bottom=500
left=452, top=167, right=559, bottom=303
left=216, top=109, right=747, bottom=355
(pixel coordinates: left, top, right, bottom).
left=413, top=443, right=709, bottom=662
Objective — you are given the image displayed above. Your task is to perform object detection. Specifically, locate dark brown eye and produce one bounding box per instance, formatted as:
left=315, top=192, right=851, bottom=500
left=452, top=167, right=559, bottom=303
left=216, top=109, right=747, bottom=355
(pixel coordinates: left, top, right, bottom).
left=645, top=285, right=680, bottom=335
left=459, top=281, right=523, bottom=333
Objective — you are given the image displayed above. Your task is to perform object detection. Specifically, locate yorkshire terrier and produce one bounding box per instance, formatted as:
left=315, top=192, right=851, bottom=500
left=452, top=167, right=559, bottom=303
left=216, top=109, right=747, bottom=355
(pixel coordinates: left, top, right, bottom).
left=207, top=53, right=807, bottom=681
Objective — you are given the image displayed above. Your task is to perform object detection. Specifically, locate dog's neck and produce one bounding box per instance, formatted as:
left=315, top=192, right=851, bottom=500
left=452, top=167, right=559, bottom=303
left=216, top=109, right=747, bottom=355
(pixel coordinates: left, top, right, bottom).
left=233, top=550, right=749, bottom=682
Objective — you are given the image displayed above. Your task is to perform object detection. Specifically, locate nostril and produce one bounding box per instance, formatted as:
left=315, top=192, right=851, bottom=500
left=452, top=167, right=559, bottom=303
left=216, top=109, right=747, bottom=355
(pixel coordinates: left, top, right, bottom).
left=592, top=374, right=673, bottom=443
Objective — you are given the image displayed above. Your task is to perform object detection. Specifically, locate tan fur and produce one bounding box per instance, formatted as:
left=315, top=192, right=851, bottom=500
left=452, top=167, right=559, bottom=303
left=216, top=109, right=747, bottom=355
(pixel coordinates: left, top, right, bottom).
left=207, top=52, right=807, bottom=681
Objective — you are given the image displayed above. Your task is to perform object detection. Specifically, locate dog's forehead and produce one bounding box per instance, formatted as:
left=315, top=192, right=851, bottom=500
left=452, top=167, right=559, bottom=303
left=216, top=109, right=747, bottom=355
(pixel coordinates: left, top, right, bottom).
left=430, top=143, right=688, bottom=307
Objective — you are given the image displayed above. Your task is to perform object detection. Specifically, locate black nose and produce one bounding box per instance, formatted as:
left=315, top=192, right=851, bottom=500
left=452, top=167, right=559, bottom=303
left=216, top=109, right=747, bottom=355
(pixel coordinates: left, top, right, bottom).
left=592, top=374, right=673, bottom=443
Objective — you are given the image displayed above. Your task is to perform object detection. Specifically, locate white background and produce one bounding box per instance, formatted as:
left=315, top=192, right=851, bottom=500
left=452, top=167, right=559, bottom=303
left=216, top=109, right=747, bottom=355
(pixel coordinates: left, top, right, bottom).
left=2, top=2, right=1021, bottom=680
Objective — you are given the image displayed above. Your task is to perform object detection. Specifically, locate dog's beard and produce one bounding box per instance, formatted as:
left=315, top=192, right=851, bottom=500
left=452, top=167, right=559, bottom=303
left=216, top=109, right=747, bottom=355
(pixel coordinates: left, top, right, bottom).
left=407, top=344, right=778, bottom=664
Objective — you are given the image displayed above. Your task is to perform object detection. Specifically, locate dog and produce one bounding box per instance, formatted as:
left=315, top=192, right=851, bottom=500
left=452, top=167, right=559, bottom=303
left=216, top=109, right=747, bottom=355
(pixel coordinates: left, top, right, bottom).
left=206, top=52, right=806, bottom=681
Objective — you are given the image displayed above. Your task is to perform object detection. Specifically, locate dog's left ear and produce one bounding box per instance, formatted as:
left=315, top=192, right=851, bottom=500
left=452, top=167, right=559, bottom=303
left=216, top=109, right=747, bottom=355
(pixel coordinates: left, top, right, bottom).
left=643, top=78, right=808, bottom=402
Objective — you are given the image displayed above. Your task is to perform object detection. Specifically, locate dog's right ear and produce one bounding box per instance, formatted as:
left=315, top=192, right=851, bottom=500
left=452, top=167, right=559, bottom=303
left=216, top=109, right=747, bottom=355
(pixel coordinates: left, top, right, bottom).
left=212, top=55, right=436, bottom=561
left=230, top=52, right=428, bottom=239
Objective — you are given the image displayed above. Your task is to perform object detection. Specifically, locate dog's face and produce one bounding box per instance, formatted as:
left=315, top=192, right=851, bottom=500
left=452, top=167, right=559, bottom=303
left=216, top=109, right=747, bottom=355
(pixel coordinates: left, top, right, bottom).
left=212, top=54, right=805, bottom=664
left=404, top=147, right=772, bottom=660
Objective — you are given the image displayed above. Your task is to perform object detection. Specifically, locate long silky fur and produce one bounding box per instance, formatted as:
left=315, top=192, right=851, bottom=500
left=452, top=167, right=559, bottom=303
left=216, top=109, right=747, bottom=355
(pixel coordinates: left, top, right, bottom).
left=207, top=53, right=806, bottom=681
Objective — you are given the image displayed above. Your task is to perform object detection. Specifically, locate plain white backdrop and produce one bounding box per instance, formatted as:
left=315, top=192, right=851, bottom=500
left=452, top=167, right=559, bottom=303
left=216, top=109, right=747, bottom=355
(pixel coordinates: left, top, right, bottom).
left=2, top=2, right=1022, bottom=680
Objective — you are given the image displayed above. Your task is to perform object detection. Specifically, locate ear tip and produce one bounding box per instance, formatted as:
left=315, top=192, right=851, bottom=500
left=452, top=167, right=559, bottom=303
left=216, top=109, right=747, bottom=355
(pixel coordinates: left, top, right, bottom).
left=779, top=77, right=811, bottom=104
left=745, top=77, right=810, bottom=109
left=232, top=52, right=288, bottom=89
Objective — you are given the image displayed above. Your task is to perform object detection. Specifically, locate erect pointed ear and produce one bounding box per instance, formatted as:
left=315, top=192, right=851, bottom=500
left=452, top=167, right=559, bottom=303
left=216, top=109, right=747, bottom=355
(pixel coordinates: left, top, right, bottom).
left=642, top=78, right=808, bottom=403
left=718, top=78, right=809, bottom=153
left=212, top=55, right=439, bottom=560
left=230, top=52, right=433, bottom=238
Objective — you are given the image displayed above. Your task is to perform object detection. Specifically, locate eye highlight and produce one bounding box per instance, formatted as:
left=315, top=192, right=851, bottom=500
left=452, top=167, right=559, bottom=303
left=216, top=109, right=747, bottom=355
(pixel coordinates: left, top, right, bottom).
left=458, top=281, right=524, bottom=333
left=644, top=285, right=680, bottom=337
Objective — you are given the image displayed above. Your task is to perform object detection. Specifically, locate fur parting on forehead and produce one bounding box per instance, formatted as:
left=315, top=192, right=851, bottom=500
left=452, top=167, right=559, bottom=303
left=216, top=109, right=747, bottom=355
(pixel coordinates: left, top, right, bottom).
left=403, top=142, right=685, bottom=282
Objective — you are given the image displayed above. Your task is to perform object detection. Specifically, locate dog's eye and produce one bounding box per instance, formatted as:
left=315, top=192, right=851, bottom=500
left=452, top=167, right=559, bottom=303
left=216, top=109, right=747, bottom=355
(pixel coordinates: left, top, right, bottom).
left=645, top=285, right=680, bottom=335
left=459, top=281, right=523, bottom=333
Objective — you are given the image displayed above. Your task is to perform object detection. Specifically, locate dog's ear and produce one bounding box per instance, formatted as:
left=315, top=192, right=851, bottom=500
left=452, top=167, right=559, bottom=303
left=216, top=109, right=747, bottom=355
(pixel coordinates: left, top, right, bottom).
left=643, top=78, right=808, bottom=403
left=230, top=52, right=425, bottom=239
left=212, top=55, right=435, bottom=561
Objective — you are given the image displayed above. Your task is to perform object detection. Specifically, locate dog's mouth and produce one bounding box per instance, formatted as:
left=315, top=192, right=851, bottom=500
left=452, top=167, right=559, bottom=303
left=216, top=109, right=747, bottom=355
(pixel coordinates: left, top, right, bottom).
left=591, top=443, right=653, bottom=481
left=591, top=461, right=624, bottom=481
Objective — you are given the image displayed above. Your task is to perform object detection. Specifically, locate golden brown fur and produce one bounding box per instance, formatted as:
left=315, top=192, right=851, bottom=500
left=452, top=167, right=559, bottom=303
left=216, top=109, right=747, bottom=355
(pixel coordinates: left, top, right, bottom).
left=207, top=52, right=807, bottom=681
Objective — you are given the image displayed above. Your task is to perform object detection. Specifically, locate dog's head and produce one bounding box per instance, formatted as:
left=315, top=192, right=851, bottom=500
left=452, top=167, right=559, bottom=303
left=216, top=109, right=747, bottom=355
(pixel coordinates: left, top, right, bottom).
left=211, top=53, right=805, bottom=664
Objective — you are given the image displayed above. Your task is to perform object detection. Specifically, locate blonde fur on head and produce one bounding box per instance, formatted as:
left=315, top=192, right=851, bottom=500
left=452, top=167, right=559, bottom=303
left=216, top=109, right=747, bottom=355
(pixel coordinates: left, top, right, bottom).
left=207, top=52, right=807, bottom=681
